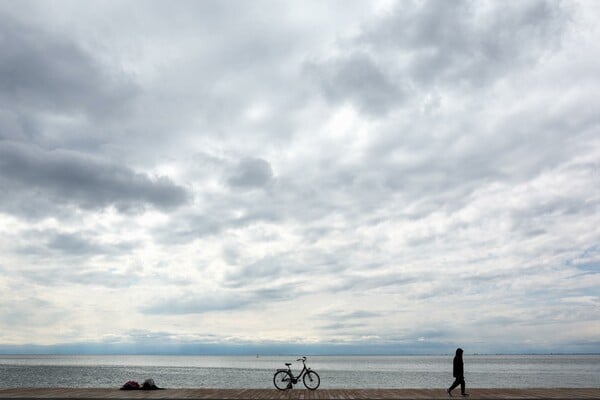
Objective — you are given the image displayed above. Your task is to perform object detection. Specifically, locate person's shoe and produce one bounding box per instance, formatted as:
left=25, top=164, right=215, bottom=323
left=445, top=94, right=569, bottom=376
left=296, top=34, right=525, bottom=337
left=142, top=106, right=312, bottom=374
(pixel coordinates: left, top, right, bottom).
left=461, top=393, right=469, bottom=397
left=447, top=389, right=452, bottom=397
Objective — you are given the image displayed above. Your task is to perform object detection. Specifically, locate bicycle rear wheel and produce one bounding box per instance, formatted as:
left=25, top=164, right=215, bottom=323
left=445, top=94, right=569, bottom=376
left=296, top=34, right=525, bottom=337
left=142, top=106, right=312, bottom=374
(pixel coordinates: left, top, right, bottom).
left=303, top=370, right=320, bottom=390
left=273, top=371, right=292, bottom=390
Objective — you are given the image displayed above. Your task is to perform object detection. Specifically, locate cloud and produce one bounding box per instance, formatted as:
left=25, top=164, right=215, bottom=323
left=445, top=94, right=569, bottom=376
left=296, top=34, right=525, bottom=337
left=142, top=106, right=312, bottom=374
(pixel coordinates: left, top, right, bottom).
left=567, top=245, right=600, bottom=273
left=227, top=157, right=274, bottom=189
left=0, top=11, right=137, bottom=140
left=17, top=266, right=143, bottom=288
left=222, top=256, right=286, bottom=288
left=306, top=52, right=405, bottom=115
left=315, top=310, right=382, bottom=320
left=0, top=294, right=67, bottom=345
left=320, top=321, right=366, bottom=331
left=307, top=0, right=568, bottom=117
left=0, top=141, right=189, bottom=215
left=13, top=228, right=137, bottom=257
left=140, top=274, right=313, bottom=316
left=0, top=0, right=598, bottom=353
left=360, top=0, right=568, bottom=87
left=140, top=292, right=251, bottom=315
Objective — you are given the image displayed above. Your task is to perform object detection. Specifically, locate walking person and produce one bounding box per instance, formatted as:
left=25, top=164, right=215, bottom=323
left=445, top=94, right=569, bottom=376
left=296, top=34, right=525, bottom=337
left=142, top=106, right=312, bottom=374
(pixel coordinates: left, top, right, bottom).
left=447, top=348, right=468, bottom=397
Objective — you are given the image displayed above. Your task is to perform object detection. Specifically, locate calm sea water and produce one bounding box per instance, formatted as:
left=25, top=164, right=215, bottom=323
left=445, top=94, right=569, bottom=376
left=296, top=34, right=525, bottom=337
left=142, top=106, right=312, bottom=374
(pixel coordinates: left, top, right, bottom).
left=0, top=355, right=599, bottom=389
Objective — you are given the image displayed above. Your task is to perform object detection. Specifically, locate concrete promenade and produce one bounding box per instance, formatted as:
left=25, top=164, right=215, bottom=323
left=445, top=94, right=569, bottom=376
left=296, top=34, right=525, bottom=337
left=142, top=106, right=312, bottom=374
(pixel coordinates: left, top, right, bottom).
left=1, top=389, right=599, bottom=400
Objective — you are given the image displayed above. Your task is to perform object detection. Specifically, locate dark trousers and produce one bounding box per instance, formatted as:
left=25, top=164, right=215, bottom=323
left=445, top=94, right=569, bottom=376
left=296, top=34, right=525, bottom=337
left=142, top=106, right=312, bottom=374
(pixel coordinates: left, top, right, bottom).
left=449, top=376, right=465, bottom=394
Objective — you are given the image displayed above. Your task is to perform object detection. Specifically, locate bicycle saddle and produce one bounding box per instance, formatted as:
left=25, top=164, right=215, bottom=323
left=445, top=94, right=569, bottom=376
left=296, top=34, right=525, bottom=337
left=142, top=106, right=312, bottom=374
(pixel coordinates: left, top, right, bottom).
left=285, top=363, right=292, bottom=366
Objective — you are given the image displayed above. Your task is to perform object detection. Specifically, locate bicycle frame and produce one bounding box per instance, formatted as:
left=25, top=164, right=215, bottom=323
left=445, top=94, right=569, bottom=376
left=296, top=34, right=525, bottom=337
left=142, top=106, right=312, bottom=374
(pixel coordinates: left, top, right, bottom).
left=279, top=359, right=310, bottom=383
left=287, top=362, right=309, bottom=381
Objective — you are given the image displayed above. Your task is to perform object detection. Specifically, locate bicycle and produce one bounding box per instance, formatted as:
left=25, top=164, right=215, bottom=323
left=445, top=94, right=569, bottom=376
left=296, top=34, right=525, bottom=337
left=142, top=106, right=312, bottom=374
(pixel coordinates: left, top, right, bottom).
left=273, top=356, right=320, bottom=390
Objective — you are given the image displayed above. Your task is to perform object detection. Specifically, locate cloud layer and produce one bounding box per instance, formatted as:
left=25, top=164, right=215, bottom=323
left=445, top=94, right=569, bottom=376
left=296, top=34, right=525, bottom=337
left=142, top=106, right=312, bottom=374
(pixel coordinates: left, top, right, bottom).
left=0, top=0, right=598, bottom=354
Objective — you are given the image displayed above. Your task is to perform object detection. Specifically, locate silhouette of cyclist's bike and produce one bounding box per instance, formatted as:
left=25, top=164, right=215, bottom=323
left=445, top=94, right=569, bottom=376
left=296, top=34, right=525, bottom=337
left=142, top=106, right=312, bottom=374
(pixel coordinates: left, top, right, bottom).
left=273, top=356, right=320, bottom=390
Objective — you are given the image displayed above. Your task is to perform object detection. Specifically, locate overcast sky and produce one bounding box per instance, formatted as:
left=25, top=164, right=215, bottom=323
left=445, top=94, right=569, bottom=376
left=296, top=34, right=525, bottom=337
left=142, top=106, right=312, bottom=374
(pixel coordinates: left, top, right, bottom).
left=0, top=0, right=598, bottom=355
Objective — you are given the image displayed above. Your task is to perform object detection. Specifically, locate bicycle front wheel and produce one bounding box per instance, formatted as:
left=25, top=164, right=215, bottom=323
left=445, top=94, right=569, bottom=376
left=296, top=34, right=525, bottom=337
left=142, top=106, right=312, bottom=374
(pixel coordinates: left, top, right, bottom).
left=273, top=371, right=292, bottom=390
left=303, top=370, right=320, bottom=390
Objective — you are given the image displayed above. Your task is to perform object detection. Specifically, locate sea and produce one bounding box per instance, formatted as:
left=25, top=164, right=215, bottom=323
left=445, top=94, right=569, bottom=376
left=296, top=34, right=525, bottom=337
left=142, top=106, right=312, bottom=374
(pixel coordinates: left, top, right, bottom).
left=0, top=355, right=599, bottom=389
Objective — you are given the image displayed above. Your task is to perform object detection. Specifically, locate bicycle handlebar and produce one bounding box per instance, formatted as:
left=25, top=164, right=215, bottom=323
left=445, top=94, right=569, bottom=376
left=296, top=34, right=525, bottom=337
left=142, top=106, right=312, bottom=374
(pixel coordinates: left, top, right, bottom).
left=296, top=356, right=307, bottom=362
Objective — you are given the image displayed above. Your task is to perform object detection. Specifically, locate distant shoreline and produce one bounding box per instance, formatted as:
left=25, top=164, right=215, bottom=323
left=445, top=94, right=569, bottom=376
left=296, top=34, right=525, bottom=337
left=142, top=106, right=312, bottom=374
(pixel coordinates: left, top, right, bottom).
left=1, top=352, right=599, bottom=356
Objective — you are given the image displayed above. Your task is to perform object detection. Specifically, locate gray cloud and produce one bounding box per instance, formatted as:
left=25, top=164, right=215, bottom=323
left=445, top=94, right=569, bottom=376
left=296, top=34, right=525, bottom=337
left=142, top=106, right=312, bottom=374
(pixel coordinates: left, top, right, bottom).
left=0, top=11, right=137, bottom=141
left=306, top=52, right=405, bottom=115
left=141, top=292, right=251, bottom=315
left=156, top=203, right=284, bottom=244
left=361, top=0, right=567, bottom=87
left=315, top=310, right=382, bottom=320
left=14, top=228, right=136, bottom=257
left=0, top=294, right=67, bottom=336
left=141, top=281, right=306, bottom=315
left=222, top=256, right=286, bottom=288
left=227, top=157, right=274, bottom=189
left=0, top=141, right=189, bottom=215
left=320, top=321, right=366, bottom=331
left=221, top=250, right=352, bottom=291
left=307, top=0, right=568, bottom=116
left=314, top=310, right=385, bottom=333
left=15, top=264, right=143, bottom=288
left=0, top=9, right=140, bottom=166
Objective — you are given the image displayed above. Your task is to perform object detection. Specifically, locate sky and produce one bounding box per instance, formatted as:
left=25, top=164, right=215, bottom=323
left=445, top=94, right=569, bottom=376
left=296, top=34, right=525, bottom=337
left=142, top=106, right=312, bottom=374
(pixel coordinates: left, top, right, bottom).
left=0, top=0, right=599, bottom=355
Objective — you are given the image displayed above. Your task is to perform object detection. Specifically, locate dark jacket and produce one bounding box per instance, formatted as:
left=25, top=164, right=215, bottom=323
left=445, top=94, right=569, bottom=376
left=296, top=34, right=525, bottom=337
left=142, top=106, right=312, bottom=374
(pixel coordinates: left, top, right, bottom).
left=453, top=355, right=464, bottom=378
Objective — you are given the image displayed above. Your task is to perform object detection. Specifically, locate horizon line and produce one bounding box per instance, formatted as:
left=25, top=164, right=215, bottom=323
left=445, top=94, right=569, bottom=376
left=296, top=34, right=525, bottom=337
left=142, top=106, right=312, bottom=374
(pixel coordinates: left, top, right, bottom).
left=1, top=352, right=598, bottom=356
